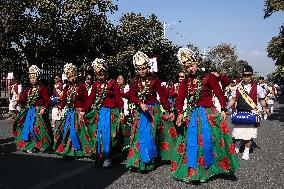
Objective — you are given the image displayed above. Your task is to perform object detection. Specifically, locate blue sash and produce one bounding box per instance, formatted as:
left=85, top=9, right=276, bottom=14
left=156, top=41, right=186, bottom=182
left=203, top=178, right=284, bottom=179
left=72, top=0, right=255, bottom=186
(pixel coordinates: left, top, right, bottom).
left=97, top=107, right=111, bottom=157
left=138, top=105, right=157, bottom=163
left=63, top=108, right=80, bottom=150
left=22, top=107, right=37, bottom=141
left=186, top=107, right=214, bottom=168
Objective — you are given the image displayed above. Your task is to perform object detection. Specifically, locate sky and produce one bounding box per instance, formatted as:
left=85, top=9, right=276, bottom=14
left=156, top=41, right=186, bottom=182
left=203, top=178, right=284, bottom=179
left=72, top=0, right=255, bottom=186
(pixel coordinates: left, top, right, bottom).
left=111, top=0, right=283, bottom=77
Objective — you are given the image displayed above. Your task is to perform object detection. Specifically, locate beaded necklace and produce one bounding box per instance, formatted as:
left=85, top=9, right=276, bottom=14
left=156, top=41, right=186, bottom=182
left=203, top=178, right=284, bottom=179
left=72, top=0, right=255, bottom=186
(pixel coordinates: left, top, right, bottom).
left=187, top=78, right=202, bottom=112
left=93, top=81, right=108, bottom=110
left=66, top=84, right=77, bottom=106
left=137, top=76, right=151, bottom=103
left=27, top=85, right=40, bottom=108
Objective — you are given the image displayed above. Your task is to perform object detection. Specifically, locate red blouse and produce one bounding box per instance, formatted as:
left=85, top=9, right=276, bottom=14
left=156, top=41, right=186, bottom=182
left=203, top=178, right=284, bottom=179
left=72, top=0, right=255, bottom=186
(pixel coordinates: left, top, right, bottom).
left=175, top=73, right=226, bottom=114
left=84, top=79, right=124, bottom=111
left=218, top=74, right=231, bottom=90
left=19, top=85, right=50, bottom=108
left=59, top=83, right=87, bottom=109
left=128, top=76, right=171, bottom=111
left=168, top=83, right=178, bottom=99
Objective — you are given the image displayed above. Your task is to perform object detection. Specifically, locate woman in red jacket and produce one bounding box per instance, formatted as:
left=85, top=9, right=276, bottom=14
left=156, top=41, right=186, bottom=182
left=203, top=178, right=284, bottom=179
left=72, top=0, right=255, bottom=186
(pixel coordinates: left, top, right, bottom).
left=12, top=65, right=52, bottom=153
left=53, top=63, right=93, bottom=157
left=126, top=51, right=174, bottom=172
left=84, top=59, right=124, bottom=168
left=171, top=48, right=239, bottom=182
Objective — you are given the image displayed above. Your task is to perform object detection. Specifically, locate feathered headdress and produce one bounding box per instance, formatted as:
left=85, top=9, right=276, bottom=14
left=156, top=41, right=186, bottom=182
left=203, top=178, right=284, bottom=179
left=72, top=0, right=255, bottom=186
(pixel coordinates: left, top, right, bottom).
left=63, top=63, right=77, bottom=77
left=91, top=58, right=108, bottom=73
left=133, top=51, right=149, bottom=68
left=28, top=65, right=41, bottom=78
left=177, top=48, right=199, bottom=66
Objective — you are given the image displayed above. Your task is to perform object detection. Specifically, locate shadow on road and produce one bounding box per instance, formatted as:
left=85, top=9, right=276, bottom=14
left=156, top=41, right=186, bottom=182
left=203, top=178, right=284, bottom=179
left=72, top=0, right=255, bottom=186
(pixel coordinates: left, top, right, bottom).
left=0, top=141, right=128, bottom=189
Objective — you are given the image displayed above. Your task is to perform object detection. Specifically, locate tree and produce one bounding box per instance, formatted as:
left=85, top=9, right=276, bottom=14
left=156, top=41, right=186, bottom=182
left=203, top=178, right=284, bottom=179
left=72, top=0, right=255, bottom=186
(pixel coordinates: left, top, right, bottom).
left=264, top=0, right=284, bottom=83
left=109, top=13, right=181, bottom=82
left=264, top=0, right=284, bottom=18
left=0, top=0, right=118, bottom=70
left=207, top=43, right=238, bottom=69
left=222, top=60, right=248, bottom=79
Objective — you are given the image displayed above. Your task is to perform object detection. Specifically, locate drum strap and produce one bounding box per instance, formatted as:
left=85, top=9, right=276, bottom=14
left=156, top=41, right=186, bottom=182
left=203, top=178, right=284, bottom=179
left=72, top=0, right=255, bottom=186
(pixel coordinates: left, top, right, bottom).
left=238, top=85, right=259, bottom=113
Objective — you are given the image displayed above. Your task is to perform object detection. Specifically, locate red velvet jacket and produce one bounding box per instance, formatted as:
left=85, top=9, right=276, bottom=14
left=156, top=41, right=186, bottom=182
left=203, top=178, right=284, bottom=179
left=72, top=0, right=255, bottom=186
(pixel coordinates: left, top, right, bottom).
left=128, top=76, right=171, bottom=111
left=19, top=85, right=50, bottom=108
left=218, top=74, right=231, bottom=91
left=175, top=73, right=226, bottom=114
left=84, top=79, right=124, bottom=111
left=59, top=83, right=87, bottom=109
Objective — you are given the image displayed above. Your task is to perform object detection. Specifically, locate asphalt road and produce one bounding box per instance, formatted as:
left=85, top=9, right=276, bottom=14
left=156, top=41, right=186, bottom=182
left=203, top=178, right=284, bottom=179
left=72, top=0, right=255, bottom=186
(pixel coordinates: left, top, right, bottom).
left=0, top=100, right=283, bottom=189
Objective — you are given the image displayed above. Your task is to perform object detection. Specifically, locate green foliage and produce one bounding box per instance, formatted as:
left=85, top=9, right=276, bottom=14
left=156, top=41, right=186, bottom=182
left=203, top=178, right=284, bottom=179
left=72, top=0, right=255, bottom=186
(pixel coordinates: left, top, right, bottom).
left=267, top=25, right=284, bottom=67
left=264, top=0, right=284, bottom=83
left=0, top=0, right=118, bottom=69
left=264, top=0, right=284, bottom=18
left=207, top=43, right=238, bottom=69
left=110, top=13, right=181, bottom=82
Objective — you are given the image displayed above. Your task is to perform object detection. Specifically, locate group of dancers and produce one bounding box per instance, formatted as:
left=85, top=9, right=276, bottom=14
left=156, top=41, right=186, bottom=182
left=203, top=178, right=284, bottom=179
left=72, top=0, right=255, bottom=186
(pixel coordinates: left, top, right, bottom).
left=13, top=47, right=275, bottom=183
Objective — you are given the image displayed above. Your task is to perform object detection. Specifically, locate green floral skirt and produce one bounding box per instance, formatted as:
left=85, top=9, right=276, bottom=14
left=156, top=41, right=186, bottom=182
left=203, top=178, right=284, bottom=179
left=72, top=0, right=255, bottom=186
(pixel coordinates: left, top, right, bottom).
left=13, top=106, right=52, bottom=152
left=171, top=107, right=240, bottom=182
left=159, top=114, right=178, bottom=161
left=126, top=105, right=162, bottom=172
left=53, top=108, right=94, bottom=157
left=84, top=107, right=121, bottom=160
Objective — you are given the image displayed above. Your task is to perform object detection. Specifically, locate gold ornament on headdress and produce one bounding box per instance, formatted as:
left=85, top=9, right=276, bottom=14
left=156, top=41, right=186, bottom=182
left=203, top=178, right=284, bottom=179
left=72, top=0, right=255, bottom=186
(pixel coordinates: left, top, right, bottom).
left=177, top=48, right=199, bottom=67
left=91, top=58, right=108, bottom=73
left=63, top=63, right=77, bottom=78
left=28, top=65, right=41, bottom=78
left=133, top=51, right=149, bottom=69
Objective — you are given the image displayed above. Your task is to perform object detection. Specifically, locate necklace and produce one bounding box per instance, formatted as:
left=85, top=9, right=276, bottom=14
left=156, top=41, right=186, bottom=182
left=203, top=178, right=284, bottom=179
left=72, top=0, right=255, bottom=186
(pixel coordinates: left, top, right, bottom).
left=187, top=78, right=202, bottom=112
left=93, top=81, right=108, bottom=110
left=66, top=84, right=77, bottom=106
left=27, top=85, right=40, bottom=108
left=137, top=76, right=151, bottom=103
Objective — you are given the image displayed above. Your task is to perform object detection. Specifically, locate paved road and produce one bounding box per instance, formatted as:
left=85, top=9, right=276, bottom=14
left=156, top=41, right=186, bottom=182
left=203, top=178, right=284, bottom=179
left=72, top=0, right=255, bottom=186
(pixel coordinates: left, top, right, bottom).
left=0, top=100, right=283, bottom=189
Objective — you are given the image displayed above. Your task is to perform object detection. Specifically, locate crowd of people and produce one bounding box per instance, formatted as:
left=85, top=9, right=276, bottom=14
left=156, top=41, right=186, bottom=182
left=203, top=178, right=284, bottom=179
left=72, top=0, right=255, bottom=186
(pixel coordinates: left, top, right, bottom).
left=9, top=48, right=280, bottom=183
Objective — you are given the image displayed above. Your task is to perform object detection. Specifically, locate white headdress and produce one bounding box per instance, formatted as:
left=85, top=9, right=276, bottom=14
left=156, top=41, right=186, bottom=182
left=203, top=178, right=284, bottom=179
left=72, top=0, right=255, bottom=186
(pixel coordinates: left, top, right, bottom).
left=91, top=58, right=108, bottom=73
left=28, top=65, right=41, bottom=77
left=177, top=48, right=199, bottom=66
left=63, top=63, right=77, bottom=77
left=133, top=51, right=149, bottom=68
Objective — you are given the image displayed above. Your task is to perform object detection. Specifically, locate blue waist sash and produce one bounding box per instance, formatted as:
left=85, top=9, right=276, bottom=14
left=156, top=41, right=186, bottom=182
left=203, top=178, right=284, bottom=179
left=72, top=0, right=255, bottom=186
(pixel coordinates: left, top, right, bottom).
left=63, top=108, right=80, bottom=150
left=22, top=107, right=37, bottom=141
left=97, top=107, right=111, bottom=157
left=186, top=107, right=214, bottom=168
left=139, top=105, right=157, bottom=163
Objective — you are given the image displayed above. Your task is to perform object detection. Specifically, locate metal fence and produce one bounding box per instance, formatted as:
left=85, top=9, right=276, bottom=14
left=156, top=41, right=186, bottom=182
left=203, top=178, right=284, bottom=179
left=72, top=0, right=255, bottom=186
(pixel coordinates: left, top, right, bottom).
left=0, top=63, right=63, bottom=97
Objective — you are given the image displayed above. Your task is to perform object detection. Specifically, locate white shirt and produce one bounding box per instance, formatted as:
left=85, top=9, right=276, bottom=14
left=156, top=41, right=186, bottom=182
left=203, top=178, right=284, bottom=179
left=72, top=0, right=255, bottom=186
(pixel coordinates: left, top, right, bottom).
left=232, top=82, right=265, bottom=99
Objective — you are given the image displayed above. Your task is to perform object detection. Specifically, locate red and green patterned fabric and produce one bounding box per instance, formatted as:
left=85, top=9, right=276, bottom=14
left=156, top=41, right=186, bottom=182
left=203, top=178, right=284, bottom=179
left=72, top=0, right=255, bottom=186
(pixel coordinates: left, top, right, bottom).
left=120, top=116, right=131, bottom=151
left=53, top=108, right=94, bottom=157
left=126, top=105, right=161, bottom=172
left=171, top=107, right=240, bottom=182
left=84, top=108, right=121, bottom=159
left=159, top=115, right=178, bottom=161
left=13, top=106, right=52, bottom=152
